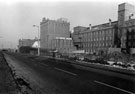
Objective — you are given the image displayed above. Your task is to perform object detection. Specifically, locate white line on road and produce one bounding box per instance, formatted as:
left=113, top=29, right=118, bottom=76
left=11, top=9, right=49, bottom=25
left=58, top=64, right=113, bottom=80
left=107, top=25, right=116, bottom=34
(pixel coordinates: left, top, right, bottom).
left=94, top=80, right=134, bottom=94
left=54, top=67, right=77, bottom=76
left=37, top=62, right=48, bottom=67
left=40, top=63, right=48, bottom=66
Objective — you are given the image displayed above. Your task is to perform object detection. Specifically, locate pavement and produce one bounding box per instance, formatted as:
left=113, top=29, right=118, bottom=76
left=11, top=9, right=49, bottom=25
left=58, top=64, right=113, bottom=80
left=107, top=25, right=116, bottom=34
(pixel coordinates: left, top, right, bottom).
left=0, top=52, right=19, bottom=94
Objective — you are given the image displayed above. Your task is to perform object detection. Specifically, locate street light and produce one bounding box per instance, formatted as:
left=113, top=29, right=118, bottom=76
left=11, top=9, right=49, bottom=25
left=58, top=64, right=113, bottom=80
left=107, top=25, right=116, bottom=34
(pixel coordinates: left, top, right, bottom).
left=33, top=25, right=40, bottom=56
left=0, top=36, right=3, bottom=50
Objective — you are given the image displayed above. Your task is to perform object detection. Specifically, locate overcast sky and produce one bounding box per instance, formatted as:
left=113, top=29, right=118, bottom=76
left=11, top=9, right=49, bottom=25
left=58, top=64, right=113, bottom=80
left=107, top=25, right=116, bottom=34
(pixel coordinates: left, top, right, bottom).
left=0, top=0, right=135, bottom=49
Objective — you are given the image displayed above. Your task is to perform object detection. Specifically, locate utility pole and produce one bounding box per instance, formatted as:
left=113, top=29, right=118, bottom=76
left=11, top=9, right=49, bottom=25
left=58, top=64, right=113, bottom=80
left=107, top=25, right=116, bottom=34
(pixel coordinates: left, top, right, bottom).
left=0, top=36, right=3, bottom=50
left=33, top=25, right=40, bottom=56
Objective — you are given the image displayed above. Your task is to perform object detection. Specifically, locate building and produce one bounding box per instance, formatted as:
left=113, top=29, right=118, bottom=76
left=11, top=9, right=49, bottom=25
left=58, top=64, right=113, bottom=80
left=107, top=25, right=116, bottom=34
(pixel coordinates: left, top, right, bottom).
left=18, top=38, right=38, bottom=53
left=51, top=37, right=76, bottom=53
left=73, top=22, right=117, bottom=54
left=40, top=18, right=70, bottom=49
left=73, top=2, right=135, bottom=54
left=72, top=26, right=87, bottom=49
left=118, top=3, right=135, bottom=54
left=118, top=3, right=135, bottom=27
left=18, top=39, right=37, bottom=48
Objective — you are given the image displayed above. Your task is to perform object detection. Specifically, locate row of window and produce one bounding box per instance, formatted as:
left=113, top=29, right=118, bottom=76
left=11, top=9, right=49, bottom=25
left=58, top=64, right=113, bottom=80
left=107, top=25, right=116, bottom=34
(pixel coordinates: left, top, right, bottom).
left=79, top=29, right=113, bottom=37
left=85, top=49, right=96, bottom=53
left=127, top=42, right=135, bottom=47
left=80, top=36, right=112, bottom=42
left=80, top=42, right=112, bottom=47
left=127, top=35, right=135, bottom=40
left=85, top=48, right=107, bottom=53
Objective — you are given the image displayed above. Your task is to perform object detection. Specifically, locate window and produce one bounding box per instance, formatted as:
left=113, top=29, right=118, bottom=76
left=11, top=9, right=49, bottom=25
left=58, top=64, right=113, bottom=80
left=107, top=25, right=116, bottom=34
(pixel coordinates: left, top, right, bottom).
left=134, top=35, right=135, bottom=39
left=110, top=36, right=112, bottom=40
left=103, top=43, right=104, bottom=46
left=106, top=43, right=108, bottom=47
left=100, top=31, right=101, bottom=35
left=102, top=30, right=105, bottom=34
left=106, top=36, right=108, bottom=40
left=106, top=30, right=107, bottom=34
left=109, top=30, right=112, bottom=34
left=110, top=42, right=112, bottom=46
left=128, top=42, right=131, bottom=46
left=97, top=43, right=98, bottom=46
left=129, top=36, right=131, bottom=40
left=103, top=37, right=104, bottom=40
left=96, top=32, right=98, bottom=36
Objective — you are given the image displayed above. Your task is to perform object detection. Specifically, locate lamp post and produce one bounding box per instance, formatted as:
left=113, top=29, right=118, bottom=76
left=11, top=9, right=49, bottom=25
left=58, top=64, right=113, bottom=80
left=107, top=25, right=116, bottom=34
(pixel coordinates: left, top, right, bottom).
left=33, top=25, right=40, bottom=56
left=0, top=36, right=3, bottom=50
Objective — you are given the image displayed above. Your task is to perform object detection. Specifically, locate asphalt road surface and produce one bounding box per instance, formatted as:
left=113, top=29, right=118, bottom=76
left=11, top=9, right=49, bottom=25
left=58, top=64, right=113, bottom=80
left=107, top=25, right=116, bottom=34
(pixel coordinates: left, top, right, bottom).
left=3, top=52, right=135, bottom=94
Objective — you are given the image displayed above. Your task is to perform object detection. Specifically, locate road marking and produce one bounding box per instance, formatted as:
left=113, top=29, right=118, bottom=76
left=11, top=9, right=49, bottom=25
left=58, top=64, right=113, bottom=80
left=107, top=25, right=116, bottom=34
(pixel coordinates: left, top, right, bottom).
left=40, top=63, right=48, bottom=66
left=54, top=67, right=77, bottom=76
left=94, top=80, right=134, bottom=94
left=37, top=62, right=48, bottom=67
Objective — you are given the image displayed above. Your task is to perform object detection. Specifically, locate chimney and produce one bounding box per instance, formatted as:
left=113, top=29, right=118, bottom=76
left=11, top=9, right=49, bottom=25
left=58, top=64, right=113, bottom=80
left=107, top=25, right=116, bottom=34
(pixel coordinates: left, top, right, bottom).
left=89, top=24, right=92, bottom=30
left=109, top=19, right=112, bottom=26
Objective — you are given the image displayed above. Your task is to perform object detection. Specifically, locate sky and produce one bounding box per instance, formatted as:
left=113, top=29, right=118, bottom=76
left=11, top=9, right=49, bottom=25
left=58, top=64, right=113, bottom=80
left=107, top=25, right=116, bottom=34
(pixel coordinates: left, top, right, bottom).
left=0, top=0, right=135, bottom=49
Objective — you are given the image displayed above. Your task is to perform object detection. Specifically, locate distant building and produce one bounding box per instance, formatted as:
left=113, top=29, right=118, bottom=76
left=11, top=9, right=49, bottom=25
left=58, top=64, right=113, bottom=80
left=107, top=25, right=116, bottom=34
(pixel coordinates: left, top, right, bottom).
left=72, top=2, right=135, bottom=54
left=18, top=39, right=37, bottom=48
left=51, top=37, right=76, bottom=53
left=18, top=38, right=38, bottom=53
left=40, top=18, right=70, bottom=49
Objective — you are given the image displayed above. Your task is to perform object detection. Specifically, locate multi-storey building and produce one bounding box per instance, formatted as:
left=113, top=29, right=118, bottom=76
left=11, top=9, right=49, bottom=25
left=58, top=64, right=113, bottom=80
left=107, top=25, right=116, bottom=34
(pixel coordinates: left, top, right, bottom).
left=40, top=18, right=70, bottom=49
left=73, top=22, right=117, bottom=54
left=73, top=2, right=135, bottom=54
left=40, top=17, right=76, bottom=53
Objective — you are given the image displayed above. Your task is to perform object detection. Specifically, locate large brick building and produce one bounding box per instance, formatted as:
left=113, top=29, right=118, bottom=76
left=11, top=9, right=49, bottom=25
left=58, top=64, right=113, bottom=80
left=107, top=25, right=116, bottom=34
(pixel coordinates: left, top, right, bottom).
left=72, top=2, right=135, bottom=54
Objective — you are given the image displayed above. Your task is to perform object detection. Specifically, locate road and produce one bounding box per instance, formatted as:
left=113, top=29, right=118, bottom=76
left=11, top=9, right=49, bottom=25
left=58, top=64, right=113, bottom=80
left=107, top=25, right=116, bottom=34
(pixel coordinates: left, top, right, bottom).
left=3, top=52, right=135, bottom=94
